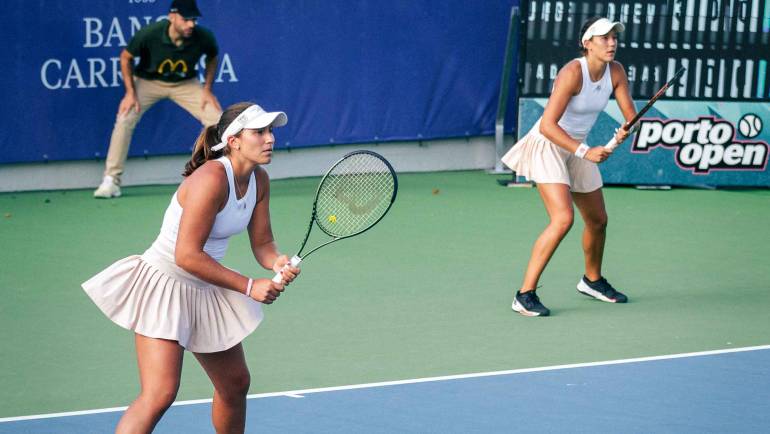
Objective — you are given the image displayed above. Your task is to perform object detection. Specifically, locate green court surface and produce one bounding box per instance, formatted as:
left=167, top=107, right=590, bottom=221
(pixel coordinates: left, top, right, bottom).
left=1, top=170, right=769, bottom=419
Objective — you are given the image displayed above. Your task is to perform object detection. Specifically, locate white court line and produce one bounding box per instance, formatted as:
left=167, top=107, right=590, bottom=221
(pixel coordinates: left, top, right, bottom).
left=2, top=344, right=769, bottom=423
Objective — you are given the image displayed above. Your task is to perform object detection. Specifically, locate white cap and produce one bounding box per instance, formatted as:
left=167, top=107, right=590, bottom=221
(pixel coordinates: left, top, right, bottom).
left=212, top=104, right=288, bottom=151
left=581, top=18, right=625, bottom=47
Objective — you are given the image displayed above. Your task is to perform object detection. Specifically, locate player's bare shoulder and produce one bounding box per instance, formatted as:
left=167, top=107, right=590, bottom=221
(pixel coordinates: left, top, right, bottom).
left=554, top=59, right=583, bottom=95
left=193, top=159, right=227, bottom=184
left=254, top=165, right=271, bottom=202
left=179, top=159, right=228, bottom=206
left=609, top=60, right=629, bottom=87
left=254, top=165, right=270, bottom=182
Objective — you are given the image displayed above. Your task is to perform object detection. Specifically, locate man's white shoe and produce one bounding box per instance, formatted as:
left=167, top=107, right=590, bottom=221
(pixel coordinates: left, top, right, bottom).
left=93, top=176, right=121, bottom=198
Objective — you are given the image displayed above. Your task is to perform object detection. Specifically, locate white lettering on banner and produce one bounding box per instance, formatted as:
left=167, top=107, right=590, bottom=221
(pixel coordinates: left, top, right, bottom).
left=41, top=58, right=115, bottom=89
left=197, top=55, right=239, bottom=83
left=40, top=59, right=61, bottom=89
left=110, top=56, right=122, bottom=86
left=549, top=64, right=558, bottom=80
left=619, top=4, right=629, bottom=23
left=633, top=117, right=769, bottom=174
left=87, top=58, right=109, bottom=87
left=105, top=18, right=128, bottom=47
left=540, top=2, right=551, bottom=22
left=646, top=4, right=656, bottom=24
left=41, top=54, right=238, bottom=90
left=83, top=16, right=164, bottom=48
left=529, top=1, right=657, bottom=24
left=83, top=18, right=103, bottom=48
left=43, top=14, right=240, bottom=91
left=63, top=59, right=86, bottom=89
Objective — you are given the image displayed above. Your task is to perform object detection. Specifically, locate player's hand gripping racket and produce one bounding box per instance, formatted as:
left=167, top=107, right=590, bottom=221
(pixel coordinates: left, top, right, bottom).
left=605, top=67, right=686, bottom=151
left=272, top=150, right=398, bottom=282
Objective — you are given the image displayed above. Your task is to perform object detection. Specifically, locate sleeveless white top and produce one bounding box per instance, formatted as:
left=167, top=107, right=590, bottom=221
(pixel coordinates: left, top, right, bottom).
left=554, top=56, right=613, bottom=141
left=150, top=156, right=257, bottom=262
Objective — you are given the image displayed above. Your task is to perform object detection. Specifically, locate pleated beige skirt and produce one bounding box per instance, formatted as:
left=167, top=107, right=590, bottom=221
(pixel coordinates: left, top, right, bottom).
left=82, top=247, right=263, bottom=353
left=502, top=125, right=603, bottom=193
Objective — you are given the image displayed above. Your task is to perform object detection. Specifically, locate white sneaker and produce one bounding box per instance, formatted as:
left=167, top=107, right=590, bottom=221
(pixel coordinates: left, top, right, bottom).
left=93, top=176, right=121, bottom=198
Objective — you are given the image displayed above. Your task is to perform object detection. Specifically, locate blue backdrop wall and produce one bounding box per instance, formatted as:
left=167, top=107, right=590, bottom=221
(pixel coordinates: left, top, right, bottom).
left=1, top=0, right=520, bottom=164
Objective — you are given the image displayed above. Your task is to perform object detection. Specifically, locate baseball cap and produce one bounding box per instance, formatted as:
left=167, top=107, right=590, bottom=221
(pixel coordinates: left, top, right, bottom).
left=170, top=0, right=202, bottom=19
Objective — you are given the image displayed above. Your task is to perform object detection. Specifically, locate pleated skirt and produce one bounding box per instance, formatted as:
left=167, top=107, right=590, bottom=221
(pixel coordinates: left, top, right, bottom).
left=82, top=247, right=263, bottom=353
left=501, top=126, right=603, bottom=193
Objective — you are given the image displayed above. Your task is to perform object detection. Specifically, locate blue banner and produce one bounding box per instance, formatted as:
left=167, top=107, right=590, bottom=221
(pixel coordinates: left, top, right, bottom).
left=1, top=0, right=520, bottom=164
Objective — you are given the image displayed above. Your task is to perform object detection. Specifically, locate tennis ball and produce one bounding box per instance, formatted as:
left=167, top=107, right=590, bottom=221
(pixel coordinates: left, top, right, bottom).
left=328, top=215, right=337, bottom=223
left=3, top=213, right=10, bottom=218
left=738, top=114, right=762, bottom=138
left=432, top=188, right=440, bottom=195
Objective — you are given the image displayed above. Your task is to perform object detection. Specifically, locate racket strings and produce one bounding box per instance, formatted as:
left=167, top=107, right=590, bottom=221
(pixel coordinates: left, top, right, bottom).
left=315, top=155, right=395, bottom=237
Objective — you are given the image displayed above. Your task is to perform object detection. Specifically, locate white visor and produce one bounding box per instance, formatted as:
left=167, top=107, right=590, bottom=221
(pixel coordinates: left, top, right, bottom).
left=581, top=18, right=625, bottom=46
left=211, top=104, right=288, bottom=151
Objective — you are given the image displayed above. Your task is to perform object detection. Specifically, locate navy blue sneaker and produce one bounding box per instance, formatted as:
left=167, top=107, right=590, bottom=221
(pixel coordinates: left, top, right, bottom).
left=577, top=276, right=628, bottom=303
left=512, top=290, right=550, bottom=317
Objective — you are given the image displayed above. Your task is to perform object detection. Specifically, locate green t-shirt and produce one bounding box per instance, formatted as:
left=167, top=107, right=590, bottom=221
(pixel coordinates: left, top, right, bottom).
left=126, top=19, right=218, bottom=83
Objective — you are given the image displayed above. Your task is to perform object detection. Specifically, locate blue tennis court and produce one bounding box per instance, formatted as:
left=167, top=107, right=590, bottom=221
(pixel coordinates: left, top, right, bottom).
left=3, top=346, right=767, bottom=433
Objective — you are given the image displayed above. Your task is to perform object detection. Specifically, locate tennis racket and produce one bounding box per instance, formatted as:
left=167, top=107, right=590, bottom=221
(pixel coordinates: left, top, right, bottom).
left=272, top=150, right=398, bottom=282
left=605, top=67, right=686, bottom=151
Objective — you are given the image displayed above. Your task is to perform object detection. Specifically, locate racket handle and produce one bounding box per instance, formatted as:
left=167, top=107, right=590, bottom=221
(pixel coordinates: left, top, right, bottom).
left=605, top=123, right=639, bottom=151
left=271, top=255, right=302, bottom=283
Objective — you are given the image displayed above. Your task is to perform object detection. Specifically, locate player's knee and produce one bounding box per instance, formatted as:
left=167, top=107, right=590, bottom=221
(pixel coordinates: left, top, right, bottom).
left=114, top=113, right=140, bottom=130
left=232, top=371, right=252, bottom=396
left=586, top=213, right=608, bottom=231
left=219, top=371, right=251, bottom=401
left=550, top=212, right=574, bottom=234
left=140, top=386, right=178, bottom=411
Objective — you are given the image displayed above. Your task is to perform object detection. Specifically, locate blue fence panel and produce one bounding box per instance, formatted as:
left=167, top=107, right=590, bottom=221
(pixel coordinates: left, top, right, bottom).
left=0, top=0, right=520, bottom=164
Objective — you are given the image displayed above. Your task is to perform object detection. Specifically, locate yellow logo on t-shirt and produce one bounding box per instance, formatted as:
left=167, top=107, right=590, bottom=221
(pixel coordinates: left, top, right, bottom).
left=157, top=59, right=188, bottom=77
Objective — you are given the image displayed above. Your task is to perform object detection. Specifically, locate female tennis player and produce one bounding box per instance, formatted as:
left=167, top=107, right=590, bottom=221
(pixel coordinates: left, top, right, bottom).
left=502, top=17, right=637, bottom=317
left=83, top=102, right=300, bottom=433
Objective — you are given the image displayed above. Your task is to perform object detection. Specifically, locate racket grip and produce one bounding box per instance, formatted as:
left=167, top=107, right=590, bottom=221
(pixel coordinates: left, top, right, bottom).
left=271, top=255, right=302, bottom=283
left=604, top=137, right=618, bottom=151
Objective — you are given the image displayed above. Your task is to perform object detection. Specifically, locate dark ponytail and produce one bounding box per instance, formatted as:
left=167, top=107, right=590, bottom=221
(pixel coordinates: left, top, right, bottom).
left=182, top=102, right=255, bottom=177
left=183, top=124, right=221, bottom=176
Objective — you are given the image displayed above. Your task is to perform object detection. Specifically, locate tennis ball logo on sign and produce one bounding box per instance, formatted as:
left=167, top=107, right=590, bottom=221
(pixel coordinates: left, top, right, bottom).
left=738, top=114, right=763, bottom=139
left=632, top=116, right=768, bottom=174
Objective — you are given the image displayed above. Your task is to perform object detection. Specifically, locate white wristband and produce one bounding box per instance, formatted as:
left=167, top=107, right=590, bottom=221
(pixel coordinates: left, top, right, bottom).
left=574, top=143, right=590, bottom=159
left=245, top=278, right=253, bottom=298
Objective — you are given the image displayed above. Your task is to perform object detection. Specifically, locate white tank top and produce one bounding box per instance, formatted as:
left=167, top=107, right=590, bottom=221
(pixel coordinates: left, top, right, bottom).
left=149, top=156, right=257, bottom=262
left=548, top=57, right=613, bottom=141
